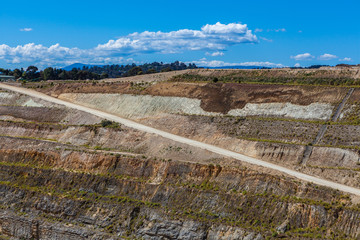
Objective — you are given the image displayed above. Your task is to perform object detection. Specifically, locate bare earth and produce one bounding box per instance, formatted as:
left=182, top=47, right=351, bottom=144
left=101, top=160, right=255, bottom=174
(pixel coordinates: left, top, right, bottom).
left=2, top=82, right=360, bottom=196
left=100, top=69, right=190, bottom=83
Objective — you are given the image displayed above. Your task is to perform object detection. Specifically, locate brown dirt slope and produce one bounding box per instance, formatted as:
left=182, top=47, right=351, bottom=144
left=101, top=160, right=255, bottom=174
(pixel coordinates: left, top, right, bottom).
left=101, top=69, right=190, bottom=83
left=27, top=81, right=347, bottom=114
left=0, top=106, right=66, bottom=123
left=144, top=82, right=347, bottom=113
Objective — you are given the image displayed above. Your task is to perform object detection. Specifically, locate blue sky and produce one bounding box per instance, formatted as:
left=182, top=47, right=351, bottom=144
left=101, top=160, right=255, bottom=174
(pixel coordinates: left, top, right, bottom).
left=1, top=0, right=359, bottom=69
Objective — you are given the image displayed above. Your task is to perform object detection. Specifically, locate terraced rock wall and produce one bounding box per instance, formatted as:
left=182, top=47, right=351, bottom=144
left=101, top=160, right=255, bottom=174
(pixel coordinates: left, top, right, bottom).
left=2, top=80, right=360, bottom=239
left=0, top=146, right=359, bottom=239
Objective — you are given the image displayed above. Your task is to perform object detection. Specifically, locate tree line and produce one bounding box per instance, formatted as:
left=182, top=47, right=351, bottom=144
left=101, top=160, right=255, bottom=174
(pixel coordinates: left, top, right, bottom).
left=0, top=66, right=101, bottom=81
left=82, top=61, right=197, bottom=78
left=0, top=61, right=197, bottom=81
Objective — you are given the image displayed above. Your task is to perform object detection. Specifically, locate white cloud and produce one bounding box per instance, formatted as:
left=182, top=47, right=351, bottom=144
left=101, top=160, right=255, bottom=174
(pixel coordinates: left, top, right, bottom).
left=0, top=43, right=135, bottom=68
left=260, top=37, right=273, bottom=42
left=96, top=22, right=257, bottom=54
left=291, top=53, right=339, bottom=61
left=206, top=51, right=224, bottom=56
left=290, top=53, right=314, bottom=61
left=254, top=28, right=263, bottom=32
left=274, top=28, right=286, bottom=32
left=267, top=28, right=286, bottom=32
left=0, top=22, right=258, bottom=67
left=20, top=28, right=33, bottom=32
left=192, top=59, right=285, bottom=68
left=339, top=57, right=352, bottom=62
left=0, top=43, right=83, bottom=64
left=319, top=53, right=337, bottom=60
left=294, top=63, right=301, bottom=67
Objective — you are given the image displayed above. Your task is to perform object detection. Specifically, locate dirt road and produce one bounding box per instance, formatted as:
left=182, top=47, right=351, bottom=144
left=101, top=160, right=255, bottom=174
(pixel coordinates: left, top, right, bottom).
left=2, top=82, right=360, bottom=196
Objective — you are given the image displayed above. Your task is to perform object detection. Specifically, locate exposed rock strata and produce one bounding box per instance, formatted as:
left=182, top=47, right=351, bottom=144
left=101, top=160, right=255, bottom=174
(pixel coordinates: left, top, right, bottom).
left=0, top=147, right=359, bottom=239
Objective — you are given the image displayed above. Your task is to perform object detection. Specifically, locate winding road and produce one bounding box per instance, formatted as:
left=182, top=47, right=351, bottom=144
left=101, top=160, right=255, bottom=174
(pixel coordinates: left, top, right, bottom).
left=1, top=82, right=360, bottom=196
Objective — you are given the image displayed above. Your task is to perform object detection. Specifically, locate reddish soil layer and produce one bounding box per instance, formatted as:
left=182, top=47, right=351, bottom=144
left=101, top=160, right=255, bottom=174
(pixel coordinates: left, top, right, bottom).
left=144, top=82, right=347, bottom=113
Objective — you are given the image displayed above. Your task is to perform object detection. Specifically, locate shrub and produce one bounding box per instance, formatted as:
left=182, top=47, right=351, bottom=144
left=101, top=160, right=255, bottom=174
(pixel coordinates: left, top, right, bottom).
left=100, top=120, right=120, bottom=128
left=101, top=120, right=113, bottom=127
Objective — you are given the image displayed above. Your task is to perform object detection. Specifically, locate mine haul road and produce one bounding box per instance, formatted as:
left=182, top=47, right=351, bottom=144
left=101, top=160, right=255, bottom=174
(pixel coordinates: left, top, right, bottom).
left=1, top=82, right=360, bottom=196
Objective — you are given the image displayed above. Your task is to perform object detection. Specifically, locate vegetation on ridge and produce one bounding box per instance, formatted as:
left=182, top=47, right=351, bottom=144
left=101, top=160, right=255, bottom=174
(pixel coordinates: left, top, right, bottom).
left=172, top=69, right=360, bottom=86
left=0, top=61, right=197, bottom=81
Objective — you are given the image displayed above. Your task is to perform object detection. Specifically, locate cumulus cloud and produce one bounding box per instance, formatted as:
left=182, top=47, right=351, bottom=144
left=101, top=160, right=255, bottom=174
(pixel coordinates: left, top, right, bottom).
left=192, top=59, right=285, bottom=68
left=319, top=53, right=337, bottom=60
left=254, top=28, right=263, bottom=33
left=0, top=43, right=84, bottom=65
left=339, top=57, right=352, bottom=62
left=0, top=43, right=135, bottom=67
left=96, top=22, right=257, bottom=54
left=206, top=51, right=224, bottom=56
left=20, top=28, right=33, bottom=32
left=290, top=53, right=314, bottom=61
left=0, top=22, right=258, bottom=67
left=294, top=63, right=301, bottom=67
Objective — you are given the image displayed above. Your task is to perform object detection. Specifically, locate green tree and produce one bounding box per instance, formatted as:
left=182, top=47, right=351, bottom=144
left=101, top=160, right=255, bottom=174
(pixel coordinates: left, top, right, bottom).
left=160, top=67, right=172, bottom=72
left=127, top=66, right=143, bottom=76
left=58, top=71, right=67, bottom=80
left=0, top=68, right=8, bottom=75
left=146, top=69, right=157, bottom=74
left=24, top=66, right=39, bottom=80
left=43, top=67, right=55, bottom=80
left=12, top=69, right=22, bottom=79
left=100, top=72, right=109, bottom=79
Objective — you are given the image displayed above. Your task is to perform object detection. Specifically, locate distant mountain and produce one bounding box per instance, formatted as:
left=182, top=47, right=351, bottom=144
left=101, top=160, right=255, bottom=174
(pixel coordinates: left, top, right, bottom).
left=205, top=66, right=271, bottom=69
left=62, top=63, right=101, bottom=71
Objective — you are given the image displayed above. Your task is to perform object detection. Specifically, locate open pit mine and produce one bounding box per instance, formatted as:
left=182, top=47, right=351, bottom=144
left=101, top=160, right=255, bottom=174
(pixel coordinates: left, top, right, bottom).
left=1, top=68, right=360, bottom=239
